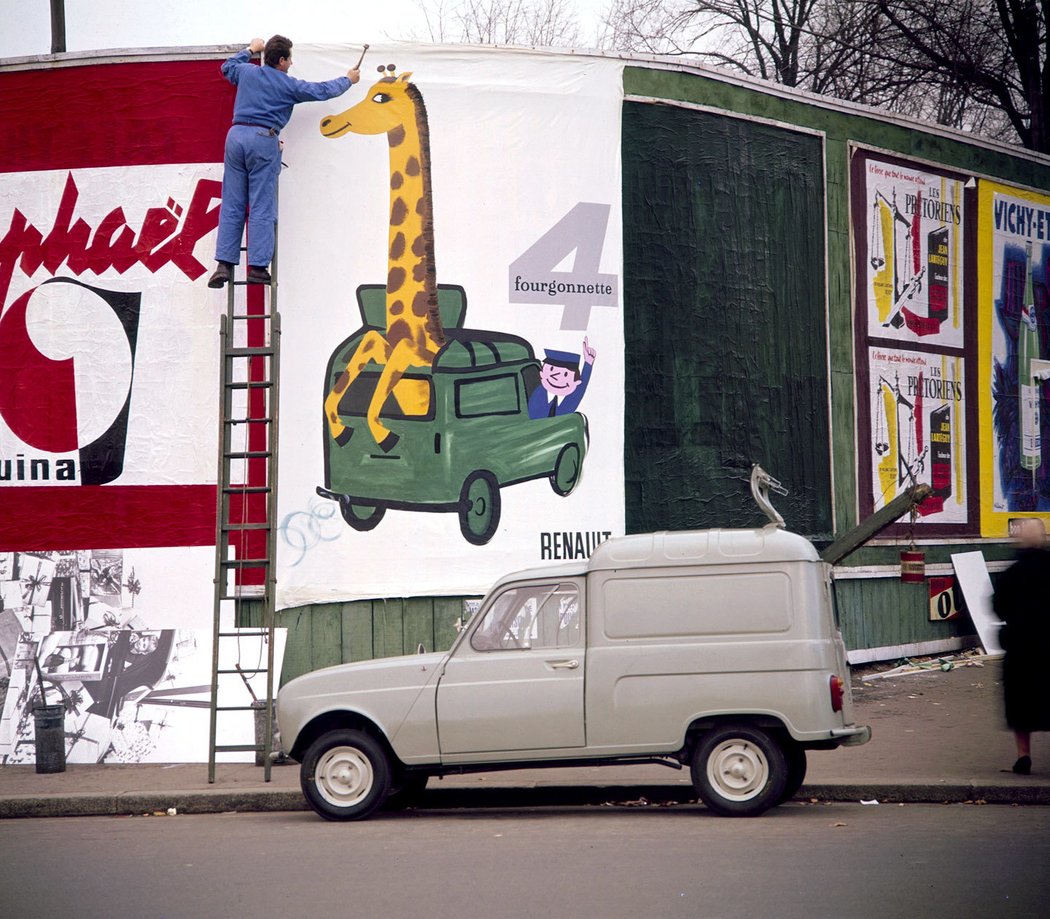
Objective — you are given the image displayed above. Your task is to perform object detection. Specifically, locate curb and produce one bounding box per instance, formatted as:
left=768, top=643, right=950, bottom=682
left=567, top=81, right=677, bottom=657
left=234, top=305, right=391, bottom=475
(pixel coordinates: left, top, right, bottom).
left=2, top=782, right=1048, bottom=819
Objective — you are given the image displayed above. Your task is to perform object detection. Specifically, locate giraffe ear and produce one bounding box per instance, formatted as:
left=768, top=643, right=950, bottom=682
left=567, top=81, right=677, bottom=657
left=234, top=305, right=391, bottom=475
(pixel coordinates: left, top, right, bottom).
left=397, top=72, right=413, bottom=83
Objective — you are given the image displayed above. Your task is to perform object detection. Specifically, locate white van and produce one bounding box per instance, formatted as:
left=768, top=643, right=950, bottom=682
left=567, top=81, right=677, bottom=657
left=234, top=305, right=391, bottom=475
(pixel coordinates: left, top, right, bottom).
left=277, top=499, right=870, bottom=820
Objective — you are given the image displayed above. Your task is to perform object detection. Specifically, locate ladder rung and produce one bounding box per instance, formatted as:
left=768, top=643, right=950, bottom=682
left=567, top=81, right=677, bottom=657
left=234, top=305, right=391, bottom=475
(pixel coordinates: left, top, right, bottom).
left=225, top=347, right=274, bottom=357
left=217, top=668, right=268, bottom=675
left=226, top=381, right=274, bottom=390
left=215, top=705, right=262, bottom=712
left=220, top=558, right=270, bottom=567
left=225, top=450, right=272, bottom=459
left=221, top=522, right=273, bottom=531
left=228, top=313, right=277, bottom=321
left=222, top=486, right=271, bottom=494
left=231, top=280, right=275, bottom=287
left=219, top=630, right=272, bottom=638
left=213, top=744, right=267, bottom=752
left=225, top=417, right=273, bottom=425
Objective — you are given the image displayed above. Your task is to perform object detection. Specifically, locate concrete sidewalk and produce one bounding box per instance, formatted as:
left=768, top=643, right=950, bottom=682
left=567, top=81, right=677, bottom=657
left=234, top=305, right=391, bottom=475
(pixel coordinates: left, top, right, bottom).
left=1, top=659, right=1048, bottom=818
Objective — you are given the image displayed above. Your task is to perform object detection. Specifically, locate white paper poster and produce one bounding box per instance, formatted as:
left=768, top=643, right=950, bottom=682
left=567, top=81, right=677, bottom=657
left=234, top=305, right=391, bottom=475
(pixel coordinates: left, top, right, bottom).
left=868, top=346, right=967, bottom=524
left=274, top=47, right=626, bottom=605
left=864, top=158, right=965, bottom=348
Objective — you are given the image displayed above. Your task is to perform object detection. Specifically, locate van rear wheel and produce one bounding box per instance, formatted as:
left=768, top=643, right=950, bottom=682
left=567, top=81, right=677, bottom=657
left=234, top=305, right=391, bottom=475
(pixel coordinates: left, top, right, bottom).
left=459, top=471, right=500, bottom=545
left=691, top=725, right=787, bottom=817
left=778, top=744, right=807, bottom=805
left=339, top=495, right=386, bottom=531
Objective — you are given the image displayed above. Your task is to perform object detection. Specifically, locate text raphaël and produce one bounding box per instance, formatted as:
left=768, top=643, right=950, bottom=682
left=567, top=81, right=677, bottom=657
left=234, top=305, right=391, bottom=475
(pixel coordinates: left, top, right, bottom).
left=0, top=173, right=222, bottom=306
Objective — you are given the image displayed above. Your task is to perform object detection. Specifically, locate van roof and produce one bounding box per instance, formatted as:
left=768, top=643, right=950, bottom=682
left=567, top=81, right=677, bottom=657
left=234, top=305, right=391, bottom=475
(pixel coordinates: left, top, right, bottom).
left=492, top=528, right=821, bottom=587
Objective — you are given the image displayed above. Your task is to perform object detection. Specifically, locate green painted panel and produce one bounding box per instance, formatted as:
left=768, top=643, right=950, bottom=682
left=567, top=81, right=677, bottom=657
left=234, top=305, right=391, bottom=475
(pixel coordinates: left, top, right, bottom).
left=434, top=597, right=470, bottom=651
left=342, top=600, right=374, bottom=662
left=276, top=607, right=312, bottom=686
left=403, top=598, right=436, bottom=654
left=622, top=101, right=832, bottom=537
left=373, top=598, right=405, bottom=659
left=308, top=603, right=342, bottom=671
left=624, top=69, right=1050, bottom=191
left=834, top=575, right=976, bottom=652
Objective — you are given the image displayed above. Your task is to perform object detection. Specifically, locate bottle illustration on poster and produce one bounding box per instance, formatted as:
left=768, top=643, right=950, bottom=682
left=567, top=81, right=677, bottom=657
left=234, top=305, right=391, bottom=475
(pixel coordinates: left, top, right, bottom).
left=992, top=239, right=1050, bottom=511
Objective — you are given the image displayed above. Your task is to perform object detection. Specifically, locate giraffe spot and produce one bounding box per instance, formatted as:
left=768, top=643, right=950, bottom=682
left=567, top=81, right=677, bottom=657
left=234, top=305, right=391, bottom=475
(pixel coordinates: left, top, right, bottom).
left=388, top=266, right=406, bottom=293
left=411, top=290, right=429, bottom=317
left=333, top=371, right=351, bottom=394
left=411, top=235, right=426, bottom=257
left=389, top=319, right=411, bottom=343
left=416, top=197, right=427, bottom=215
left=390, top=198, right=408, bottom=226
left=390, top=299, right=405, bottom=316
left=413, top=260, right=427, bottom=283
left=388, top=125, right=406, bottom=147
left=405, top=156, right=421, bottom=176
left=391, top=172, right=404, bottom=190
left=362, top=340, right=375, bottom=353
left=425, top=312, right=446, bottom=346
left=389, top=232, right=406, bottom=260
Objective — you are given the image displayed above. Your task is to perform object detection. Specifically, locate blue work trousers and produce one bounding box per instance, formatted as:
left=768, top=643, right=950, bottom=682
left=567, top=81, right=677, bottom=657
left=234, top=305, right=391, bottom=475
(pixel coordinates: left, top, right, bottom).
left=215, top=125, right=281, bottom=267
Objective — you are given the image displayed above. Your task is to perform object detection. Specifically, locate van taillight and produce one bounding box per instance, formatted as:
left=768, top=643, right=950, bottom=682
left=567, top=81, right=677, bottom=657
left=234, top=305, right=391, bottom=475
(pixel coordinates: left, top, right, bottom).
left=829, top=675, right=845, bottom=712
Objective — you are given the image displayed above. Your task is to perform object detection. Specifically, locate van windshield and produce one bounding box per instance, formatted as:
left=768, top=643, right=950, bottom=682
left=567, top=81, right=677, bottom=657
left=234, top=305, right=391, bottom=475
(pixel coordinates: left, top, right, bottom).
left=337, top=371, right=435, bottom=421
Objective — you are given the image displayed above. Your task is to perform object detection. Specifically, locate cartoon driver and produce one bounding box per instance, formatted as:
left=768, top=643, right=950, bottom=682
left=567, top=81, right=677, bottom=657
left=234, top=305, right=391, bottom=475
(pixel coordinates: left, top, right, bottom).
left=527, top=337, right=596, bottom=420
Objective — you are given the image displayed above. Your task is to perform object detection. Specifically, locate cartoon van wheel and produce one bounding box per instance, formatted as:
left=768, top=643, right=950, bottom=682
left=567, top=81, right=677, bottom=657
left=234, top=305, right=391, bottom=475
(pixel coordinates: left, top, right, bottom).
left=317, top=285, right=588, bottom=546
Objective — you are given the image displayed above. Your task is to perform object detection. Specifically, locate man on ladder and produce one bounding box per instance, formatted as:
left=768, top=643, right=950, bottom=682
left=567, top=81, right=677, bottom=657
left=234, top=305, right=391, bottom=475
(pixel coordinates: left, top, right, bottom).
left=208, top=35, right=360, bottom=288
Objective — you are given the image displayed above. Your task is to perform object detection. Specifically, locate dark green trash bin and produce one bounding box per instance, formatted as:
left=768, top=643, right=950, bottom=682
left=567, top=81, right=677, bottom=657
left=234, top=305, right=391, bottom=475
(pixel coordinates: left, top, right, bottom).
left=34, top=704, right=67, bottom=774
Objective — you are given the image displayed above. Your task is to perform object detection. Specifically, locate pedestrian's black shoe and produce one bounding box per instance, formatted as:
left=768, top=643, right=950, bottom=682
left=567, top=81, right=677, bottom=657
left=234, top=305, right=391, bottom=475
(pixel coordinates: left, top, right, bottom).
left=247, top=266, right=272, bottom=284
left=1012, top=755, right=1032, bottom=775
left=207, top=262, right=233, bottom=288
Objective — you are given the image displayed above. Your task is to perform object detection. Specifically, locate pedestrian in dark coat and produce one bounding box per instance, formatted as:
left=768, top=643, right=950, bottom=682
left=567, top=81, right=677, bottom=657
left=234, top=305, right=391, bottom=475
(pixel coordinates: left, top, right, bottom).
left=992, top=518, right=1050, bottom=775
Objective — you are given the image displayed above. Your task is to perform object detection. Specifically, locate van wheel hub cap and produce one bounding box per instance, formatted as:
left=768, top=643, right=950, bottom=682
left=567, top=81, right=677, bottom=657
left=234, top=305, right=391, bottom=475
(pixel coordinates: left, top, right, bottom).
left=315, top=746, right=374, bottom=807
left=707, top=739, right=768, bottom=802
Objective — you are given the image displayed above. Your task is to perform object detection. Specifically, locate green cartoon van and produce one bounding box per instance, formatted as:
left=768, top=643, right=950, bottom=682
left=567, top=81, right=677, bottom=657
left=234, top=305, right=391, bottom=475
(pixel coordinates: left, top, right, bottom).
left=317, top=286, right=588, bottom=545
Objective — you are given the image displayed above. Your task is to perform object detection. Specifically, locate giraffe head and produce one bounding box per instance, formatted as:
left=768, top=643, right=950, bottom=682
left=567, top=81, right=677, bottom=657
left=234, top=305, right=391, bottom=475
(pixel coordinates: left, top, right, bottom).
left=320, top=67, right=417, bottom=139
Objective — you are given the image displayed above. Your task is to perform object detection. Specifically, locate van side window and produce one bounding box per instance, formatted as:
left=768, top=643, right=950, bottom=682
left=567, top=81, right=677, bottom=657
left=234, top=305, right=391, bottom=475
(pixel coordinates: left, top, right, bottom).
left=471, top=583, right=580, bottom=651
left=455, top=374, right=520, bottom=418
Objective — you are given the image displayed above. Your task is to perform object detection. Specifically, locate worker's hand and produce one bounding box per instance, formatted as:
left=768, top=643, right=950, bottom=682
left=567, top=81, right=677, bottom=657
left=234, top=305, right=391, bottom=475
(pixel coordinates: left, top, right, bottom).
left=347, top=67, right=361, bottom=84
left=249, top=38, right=265, bottom=54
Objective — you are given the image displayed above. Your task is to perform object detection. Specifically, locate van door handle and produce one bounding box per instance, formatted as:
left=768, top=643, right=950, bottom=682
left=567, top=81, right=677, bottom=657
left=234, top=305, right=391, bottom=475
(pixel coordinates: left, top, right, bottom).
left=548, top=659, right=579, bottom=670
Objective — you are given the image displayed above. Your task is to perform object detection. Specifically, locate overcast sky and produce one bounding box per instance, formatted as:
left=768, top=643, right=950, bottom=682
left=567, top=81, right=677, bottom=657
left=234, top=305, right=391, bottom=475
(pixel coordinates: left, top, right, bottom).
left=0, top=0, right=612, bottom=59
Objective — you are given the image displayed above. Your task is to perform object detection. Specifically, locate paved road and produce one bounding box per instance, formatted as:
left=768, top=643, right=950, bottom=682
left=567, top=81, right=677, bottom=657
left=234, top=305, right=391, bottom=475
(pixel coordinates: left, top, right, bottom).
left=1, top=803, right=1047, bottom=918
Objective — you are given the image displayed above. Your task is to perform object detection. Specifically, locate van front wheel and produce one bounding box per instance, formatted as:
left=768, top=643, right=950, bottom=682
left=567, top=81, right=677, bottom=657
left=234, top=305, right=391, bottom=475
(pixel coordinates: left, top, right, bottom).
left=300, top=729, right=391, bottom=821
left=550, top=443, right=582, bottom=496
left=691, top=725, right=787, bottom=817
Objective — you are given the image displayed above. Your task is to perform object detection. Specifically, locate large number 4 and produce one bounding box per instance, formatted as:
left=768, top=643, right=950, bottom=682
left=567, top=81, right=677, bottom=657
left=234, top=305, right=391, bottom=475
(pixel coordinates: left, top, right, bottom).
left=508, top=202, right=619, bottom=331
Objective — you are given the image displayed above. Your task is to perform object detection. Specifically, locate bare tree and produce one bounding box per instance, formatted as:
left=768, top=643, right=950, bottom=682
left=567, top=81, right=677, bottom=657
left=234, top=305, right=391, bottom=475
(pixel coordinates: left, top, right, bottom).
left=878, top=1, right=1047, bottom=152
left=600, top=0, right=1029, bottom=147
left=415, top=0, right=582, bottom=47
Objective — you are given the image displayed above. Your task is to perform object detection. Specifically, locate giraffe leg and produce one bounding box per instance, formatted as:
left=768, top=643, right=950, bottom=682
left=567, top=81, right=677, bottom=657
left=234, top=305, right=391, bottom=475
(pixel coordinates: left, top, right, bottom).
left=364, top=340, right=431, bottom=451
left=324, top=331, right=392, bottom=445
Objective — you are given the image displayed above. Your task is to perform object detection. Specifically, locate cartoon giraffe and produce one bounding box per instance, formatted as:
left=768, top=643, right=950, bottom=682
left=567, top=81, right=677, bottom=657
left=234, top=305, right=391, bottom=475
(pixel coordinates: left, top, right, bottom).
left=319, top=66, right=445, bottom=453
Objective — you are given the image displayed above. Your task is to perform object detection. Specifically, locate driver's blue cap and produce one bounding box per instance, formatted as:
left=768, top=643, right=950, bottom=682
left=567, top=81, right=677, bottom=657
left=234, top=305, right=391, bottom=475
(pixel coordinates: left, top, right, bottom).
left=543, top=349, right=580, bottom=369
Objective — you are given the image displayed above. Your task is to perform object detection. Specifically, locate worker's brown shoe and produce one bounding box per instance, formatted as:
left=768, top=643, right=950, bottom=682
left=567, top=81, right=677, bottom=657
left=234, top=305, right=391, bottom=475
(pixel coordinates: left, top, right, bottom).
left=247, top=266, right=272, bottom=284
left=207, top=262, right=233, bottom=288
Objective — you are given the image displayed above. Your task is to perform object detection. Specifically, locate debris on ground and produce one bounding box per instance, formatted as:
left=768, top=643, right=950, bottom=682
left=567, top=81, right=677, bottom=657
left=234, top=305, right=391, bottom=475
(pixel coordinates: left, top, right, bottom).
left=859, top=648, right=995, bottom=682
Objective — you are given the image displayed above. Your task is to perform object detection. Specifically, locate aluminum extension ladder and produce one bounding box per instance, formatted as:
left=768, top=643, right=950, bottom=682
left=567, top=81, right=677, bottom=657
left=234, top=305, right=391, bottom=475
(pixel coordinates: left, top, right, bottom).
left=207, top=230, right=281, bottom=784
